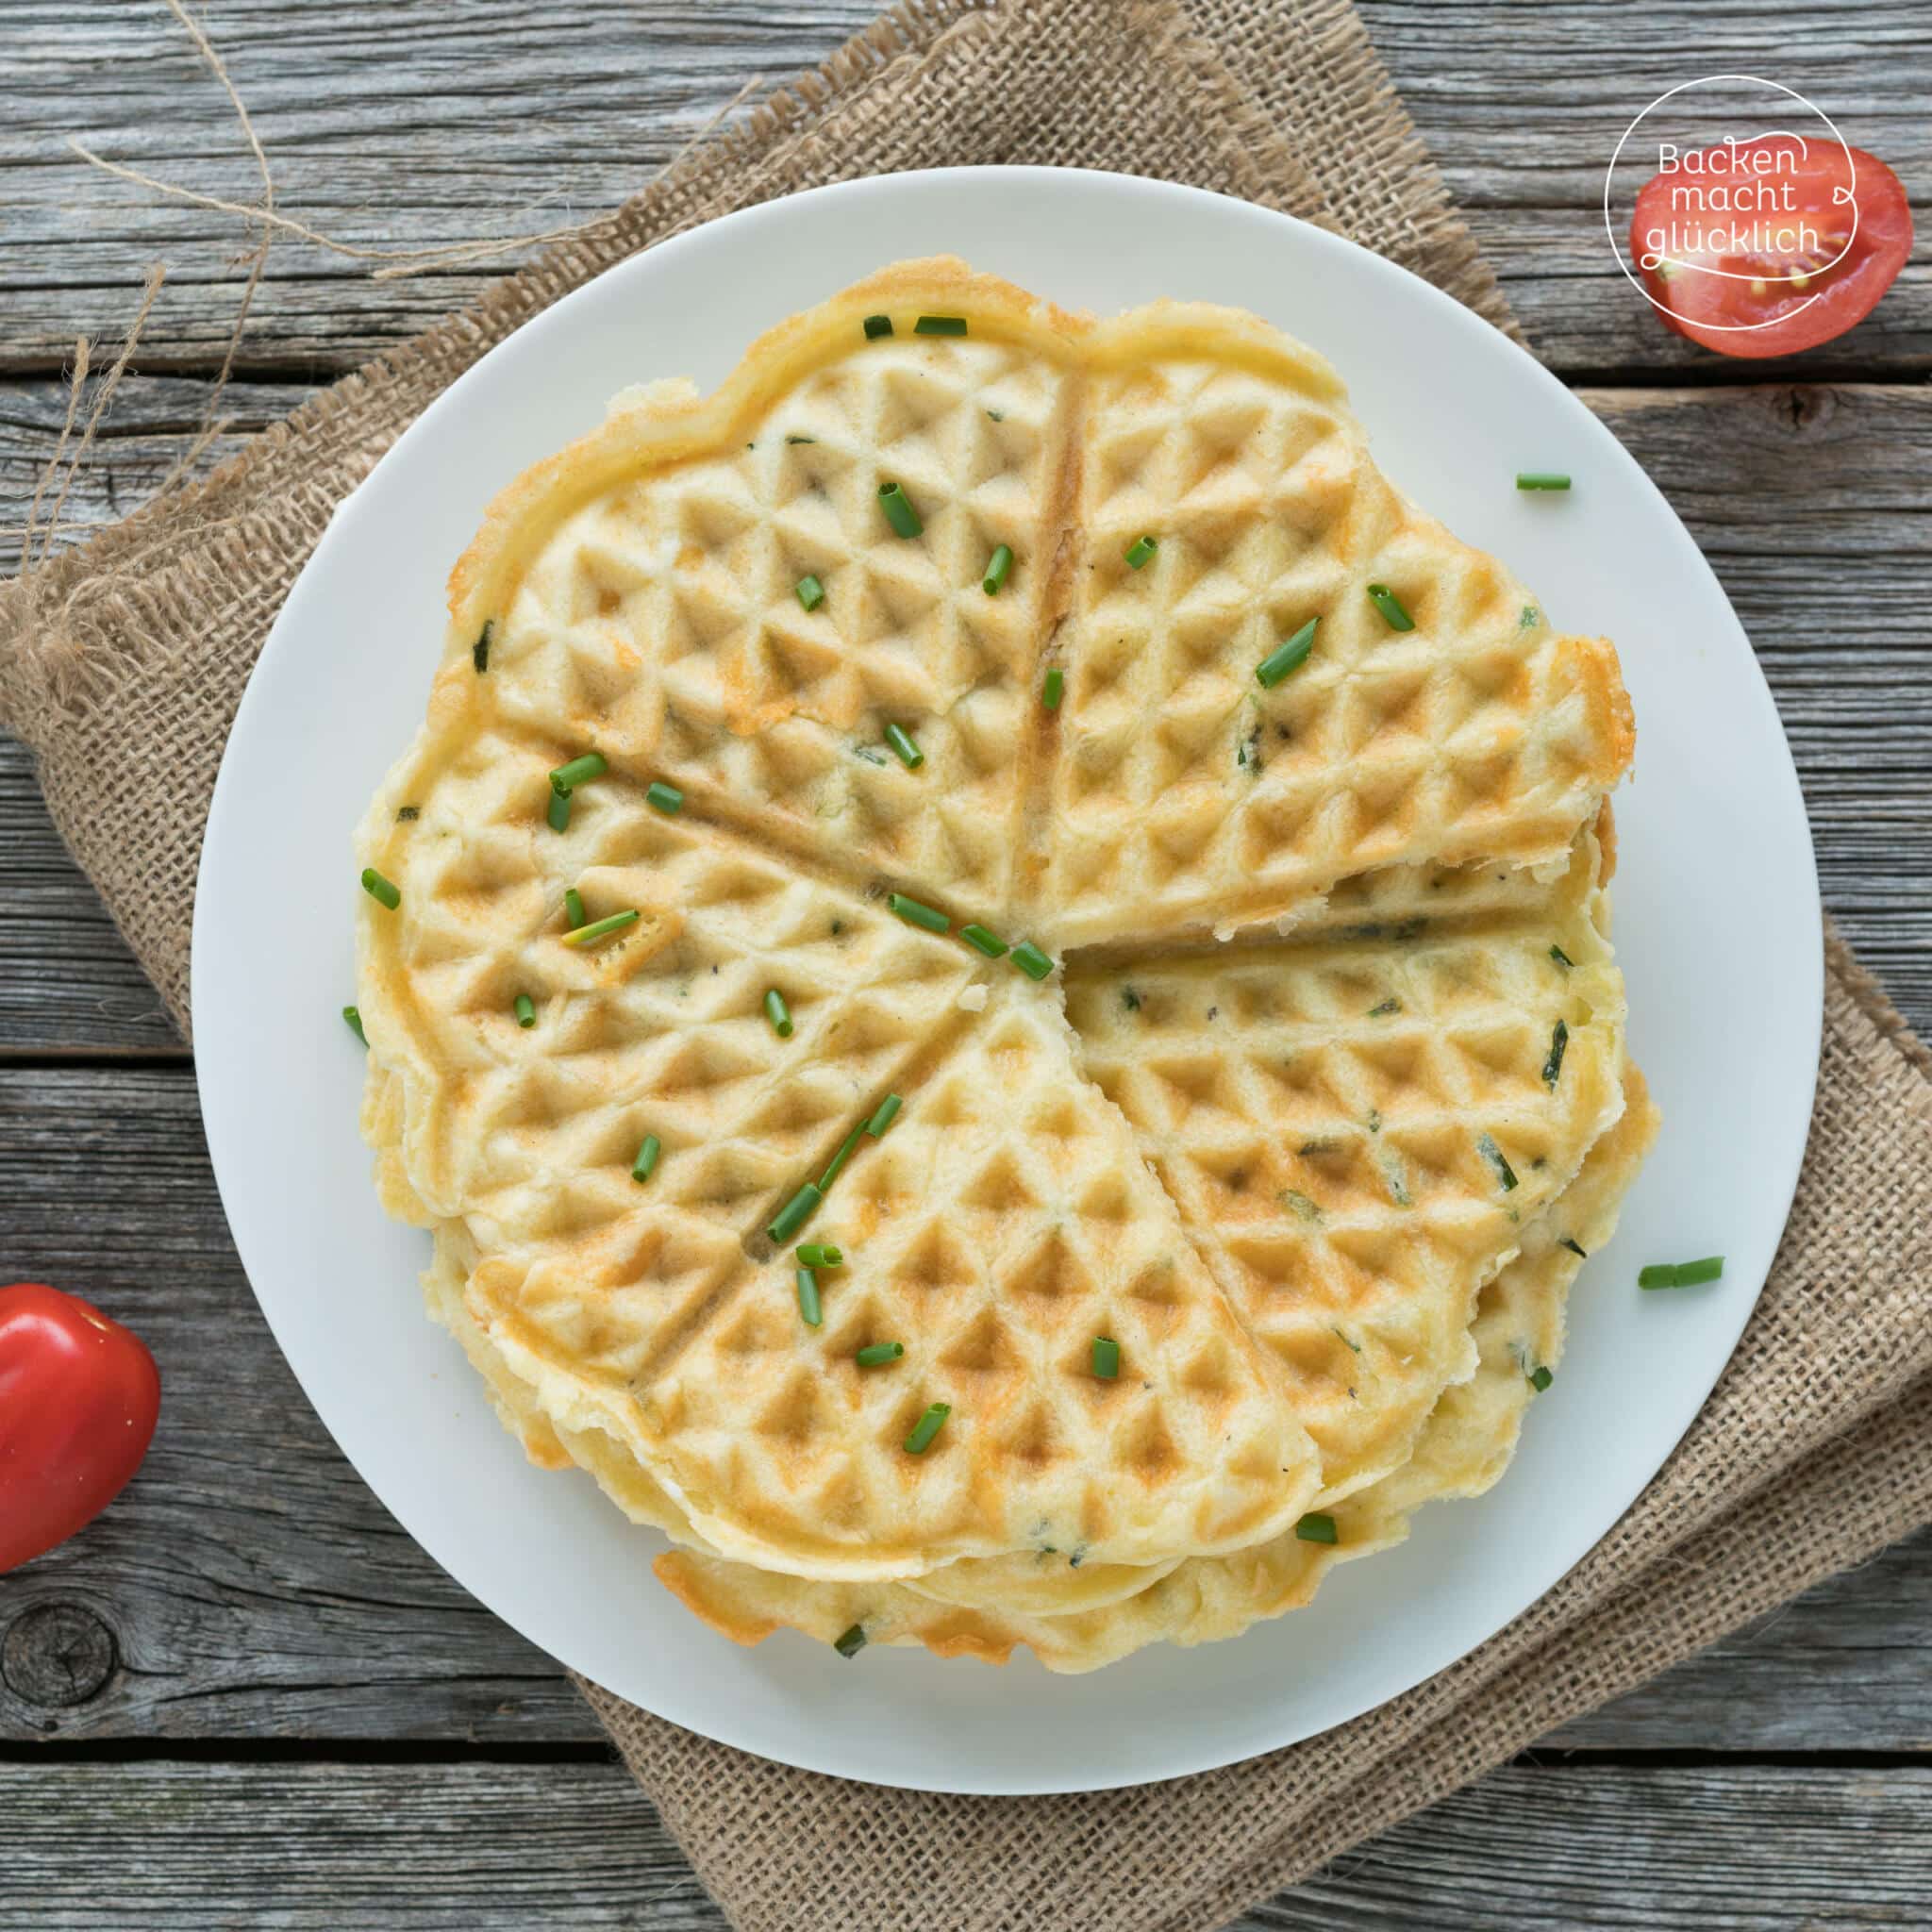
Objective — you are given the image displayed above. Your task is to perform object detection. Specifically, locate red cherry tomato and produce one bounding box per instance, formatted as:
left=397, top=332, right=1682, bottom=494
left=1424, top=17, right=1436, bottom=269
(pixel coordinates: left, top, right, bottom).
left=1631, top=139, right=1911, bottom=358
left=0, top=1283, right=160, bottom=1573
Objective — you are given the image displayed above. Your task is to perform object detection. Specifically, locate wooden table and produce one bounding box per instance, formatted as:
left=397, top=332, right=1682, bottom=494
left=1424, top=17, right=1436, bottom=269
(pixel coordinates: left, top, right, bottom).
left=4, top=3, right=1929, bottom=1923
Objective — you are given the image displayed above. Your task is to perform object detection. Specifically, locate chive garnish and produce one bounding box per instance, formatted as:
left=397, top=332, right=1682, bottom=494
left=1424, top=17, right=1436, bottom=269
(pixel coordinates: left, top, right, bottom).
left=796, top=1243, right=842, bottom=1269
left=1528, top=1365, right=1554, bottom=1392
left=646, top=780, right=683, bottom=815
left=473, top=619, right=494, bottom=673
left=982, top=544, right=1013, bottom=595
left=862, top=315, right=892, bottom=340
left=866, top=1093, right=902, bottom=1138
left=1365, top=583, right=1414, bottom=631
left=1478, top=1132, right=1519, bottom=1192
left=765, top=989, right=794, bottom=1039
left=819, top=1124, right=866, bottom=1191
left=796, top=575, right=825, bottom=612
left=834, top=1623, right=868, bottom=1657
left=1042, top=667, right=1064, bottom=712
left=632, top=1134, right=661, bottom=1183
left=360, top=868, right=400, bottom=909
left=786, top=435, right=816, bottom=445
left=1009, top=941, right=1054, bottom=981
left=959, top=924, right=1008, bottom=958
left=888, top=892, right=948, bottom=933
left=1559, top=1237, right=1588, bottom=1258
left=341, top=1005, right=366, bottom=1043
left=396, top=806, right=420, bottom=822
left=1091, top=1336, right=1120, bottom=1380
left=878, top=482, right=923, bottom=538
left=904, top=1403, right=951, bottom=1454
left=1640, top=1257, right=1725, bottom=1291
left=550, top=752, right=607, bottom=796
left=1295, top=1512, right=1339, bottom=1545
left=1124, top=534, right=1158, bottom=571
left=857, top=1341, right=905, bottom=1368
left=914, top=314, right=968, bottom=336
left=562, top=909, right=640, bottom=947
left=1256, top=618, right=1318, bottom=689
left=884, top=724, right=924, bottom=771
left=1550, top=944, right=1574, bottom=970
left=1543, top=1018, right=1569, bottom=1088
left=768, top=1183, right=823, bottom=1243
left=796, top=1266, right=823, bottom=1328
left=564, top=888, right=586, bottom=929
left=1516, top=473, right=1573, bottom=491
left=514, top=993, right=537, bottom=1028
left=547, top=790, right=571, bottom=833
left=1368, top=997, right=1401, bottom=1018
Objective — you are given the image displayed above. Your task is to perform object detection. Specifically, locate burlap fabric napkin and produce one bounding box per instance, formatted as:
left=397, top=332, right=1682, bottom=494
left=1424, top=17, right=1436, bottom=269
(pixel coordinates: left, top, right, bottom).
left=3, top=2, right=1928, bottom=1927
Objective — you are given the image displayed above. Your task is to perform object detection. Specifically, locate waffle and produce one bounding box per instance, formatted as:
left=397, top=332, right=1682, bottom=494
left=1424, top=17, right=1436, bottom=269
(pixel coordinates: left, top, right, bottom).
left=355, top=258, right=1645, bottom=1667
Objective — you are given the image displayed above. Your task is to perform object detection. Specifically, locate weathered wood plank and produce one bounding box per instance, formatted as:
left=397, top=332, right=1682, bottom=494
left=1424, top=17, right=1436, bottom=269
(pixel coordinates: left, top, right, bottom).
left=2, top=0, right=1926, bottom=376
left=1, top=1060, right=1927, bottom=1751
left=2, top=1757, right=1929, bottom=1929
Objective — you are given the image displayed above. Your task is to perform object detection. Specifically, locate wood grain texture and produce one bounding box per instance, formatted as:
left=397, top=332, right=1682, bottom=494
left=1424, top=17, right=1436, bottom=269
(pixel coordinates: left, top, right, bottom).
left=4, top=1757, right=1930, bottom=1929
left=1, top=1061, right=1927, bottom=1752
left=1, top=0, right=1926, bottom=377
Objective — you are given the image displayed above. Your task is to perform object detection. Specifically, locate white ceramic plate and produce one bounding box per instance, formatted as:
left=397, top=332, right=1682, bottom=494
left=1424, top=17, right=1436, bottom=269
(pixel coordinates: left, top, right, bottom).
left=193, top=167, right=1820, bottom=1795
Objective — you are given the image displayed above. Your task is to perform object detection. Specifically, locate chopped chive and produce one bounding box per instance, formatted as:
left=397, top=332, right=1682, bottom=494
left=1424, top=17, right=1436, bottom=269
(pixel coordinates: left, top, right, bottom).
left=632, top=1134, right=661, bottom=1183
left=796, top=1266, right=823, bottom=1328
left=1009, top=941, right=1054, bottom=981
left=819, top=1124, right=867, bottom=1191
left=913, top=314, right=967, bottom=336
left=857, top=1341, right=905, bottom=1368
left=1042, top=667, right=1064, bottom=712
left=884, top=724, right=924, bottom=771
left=796, top=574, right=825, bottom=612
left=1256, top=618, right=1319, bottom=689
left=473, top=620, right=494, bottom=673
left=888, top=892, right=948, bottom=933
left=646, top=780, right=684, bottom=815
left=1559, top=1237, right=1588, bottom=1258
left=866, top=1092, right=902, bottom=1138
left=562, top=908, right=640, bottom=947
left=1124, top=534, right=1158, bottom=571
left=1641, top=1257, right=1725, bottom=1291
left=1550, top=944, right=1574, bottom=970
left=982, top=544, right=1014, bottom=595
left=1478, top=1132, right=1519, bottom=1193
left=959, top=924, right=1008, bottom=958
left=514, top=993, right=537, bottom=1028
left=768, top=1182, right=823, bottom=1243
left=1294, top=1512, right=1339, bottom=1545
left=903, top=1403, right=951, bottom=1455
left=1368, top=997, right=1401, bottom=1017
left=764, top=989, right=794, bottom=1038
left=1516, top=473, right=1573, bottom=491
left=834, top=1623, right=868, bottom=1657
left=786, top=435, right=816, bottom=445
left=878, top=482, right=923, bottom=538
left=1542, top=1018, right=1569, bottom=1088
left=796, top=1243, right=842, bottom=1269
left=1365, top=583, right=1414, bottom=631
left=1528, top=1365, right=1554, bottom=1392
left=396, top=806, right=420, bottom=822
left=360, top=868, right=400, bottom=909
left=1091, top=1336, right=1120, bottom=1380
left=550, top=752, right=607, bottom=796
left=341, top=1005, right=366, bottom=1044
left=862, top=314, right=893, bottom=340
left=547, top=790, right=572, bottom=832
left=564, top=888, right=586, bottom=928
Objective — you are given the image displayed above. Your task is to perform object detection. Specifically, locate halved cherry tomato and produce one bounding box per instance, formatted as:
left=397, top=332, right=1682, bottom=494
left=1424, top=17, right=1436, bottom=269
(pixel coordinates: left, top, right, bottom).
left=1632, top=139, right=1911, bottom=358
left=0, top=1283, right=160, bottom=1573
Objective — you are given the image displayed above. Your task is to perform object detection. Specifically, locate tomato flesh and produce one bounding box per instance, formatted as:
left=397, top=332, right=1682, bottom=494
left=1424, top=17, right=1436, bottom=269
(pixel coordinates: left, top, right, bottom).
left=0, top=1282, right=161, bottom=1573
left=1632, top=140, right=1911, bottom=358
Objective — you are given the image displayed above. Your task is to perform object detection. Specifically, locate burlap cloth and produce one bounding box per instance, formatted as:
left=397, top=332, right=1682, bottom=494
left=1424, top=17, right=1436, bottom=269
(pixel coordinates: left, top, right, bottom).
left=3, top=1, right=1928, bottom=1925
